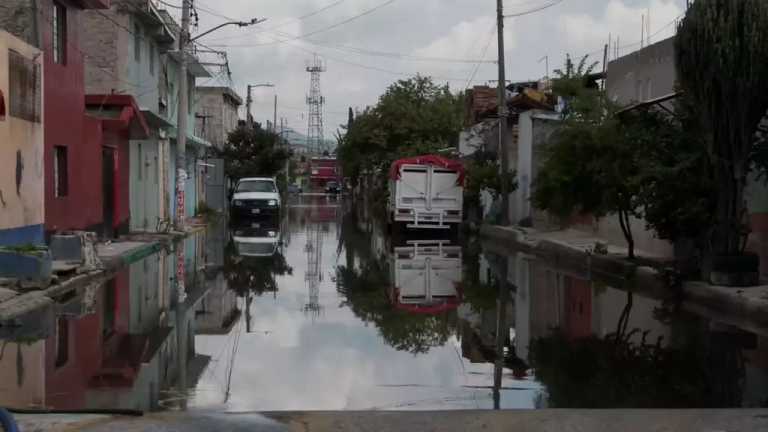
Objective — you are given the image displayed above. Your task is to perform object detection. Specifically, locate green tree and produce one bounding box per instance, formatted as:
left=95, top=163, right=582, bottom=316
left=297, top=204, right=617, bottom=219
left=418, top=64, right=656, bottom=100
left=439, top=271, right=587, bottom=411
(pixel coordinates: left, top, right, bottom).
left=338, top=75, right=465, bottom=187
left=224, top=239, right=293, bottom=297
left=629, top=99, right=715, bottom=248
left=675, top=0, right=768, bottom=256
left=534, top=56, right=643, bottom=258
left=216, top=123, right=290, bottom=187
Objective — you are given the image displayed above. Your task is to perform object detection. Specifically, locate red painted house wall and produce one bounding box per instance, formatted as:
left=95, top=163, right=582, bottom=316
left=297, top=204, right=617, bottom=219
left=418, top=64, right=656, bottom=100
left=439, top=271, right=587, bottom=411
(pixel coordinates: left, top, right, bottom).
left=103, top=129, right=131, bottom=234
left=563, top=276, right=593, bottom=340
left=40, top=0, right=104, bottom=234
left=45, top=294, right=104, bottom=409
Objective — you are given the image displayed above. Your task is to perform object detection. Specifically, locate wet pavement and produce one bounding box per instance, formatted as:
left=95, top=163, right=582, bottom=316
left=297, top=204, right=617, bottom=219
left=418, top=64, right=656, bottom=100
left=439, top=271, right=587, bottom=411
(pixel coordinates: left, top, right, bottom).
left=2, top=194, right=768, bottom=415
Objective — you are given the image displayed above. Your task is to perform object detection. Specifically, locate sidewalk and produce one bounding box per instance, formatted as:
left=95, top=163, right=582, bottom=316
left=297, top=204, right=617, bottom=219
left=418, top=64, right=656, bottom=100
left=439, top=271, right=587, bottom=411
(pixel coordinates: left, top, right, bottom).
left=481, top=224, right=768, bottom=335
left=0, top=225, right=206, bottom=323
left=13, top=409, right=768, bottom=432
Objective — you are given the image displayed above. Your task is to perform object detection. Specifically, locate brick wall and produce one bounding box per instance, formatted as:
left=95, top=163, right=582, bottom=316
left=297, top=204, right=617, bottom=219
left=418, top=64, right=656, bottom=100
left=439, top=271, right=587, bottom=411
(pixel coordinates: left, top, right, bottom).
left=81, top=7, right=121, bottom=94
left=0, top=0, right=38, bottom=47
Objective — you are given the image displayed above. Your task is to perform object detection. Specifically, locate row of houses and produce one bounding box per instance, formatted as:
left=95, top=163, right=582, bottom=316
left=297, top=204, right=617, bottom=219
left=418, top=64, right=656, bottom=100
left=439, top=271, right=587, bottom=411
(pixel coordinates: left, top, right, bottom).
left=0, top=0, right=242, bottom=247
left=461, top=36, right=768, bottom=274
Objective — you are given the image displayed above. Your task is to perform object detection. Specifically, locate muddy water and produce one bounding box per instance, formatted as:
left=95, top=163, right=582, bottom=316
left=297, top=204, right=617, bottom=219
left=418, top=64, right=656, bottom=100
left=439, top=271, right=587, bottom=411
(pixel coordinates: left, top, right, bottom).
left=1, top=195, right=766, bottom=412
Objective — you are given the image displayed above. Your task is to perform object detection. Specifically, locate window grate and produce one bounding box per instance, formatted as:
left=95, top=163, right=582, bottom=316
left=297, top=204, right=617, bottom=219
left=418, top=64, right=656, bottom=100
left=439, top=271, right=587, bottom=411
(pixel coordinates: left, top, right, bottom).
left=8, top=50, right=41, bottom=122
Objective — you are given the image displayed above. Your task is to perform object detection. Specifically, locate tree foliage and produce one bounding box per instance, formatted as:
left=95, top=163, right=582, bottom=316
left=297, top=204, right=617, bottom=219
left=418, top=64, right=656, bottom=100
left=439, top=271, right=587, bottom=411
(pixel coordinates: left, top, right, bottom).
left=216, top=123, right=291, bottom=184
left=535, top=55, right=719, bottom=259
left=676, top=0, right=768, bottom=255
left=338, top=75, right=464, bottom=187
left=224, top=238, right=293, bottom=297
left=534, top=56, right=643, bottom=258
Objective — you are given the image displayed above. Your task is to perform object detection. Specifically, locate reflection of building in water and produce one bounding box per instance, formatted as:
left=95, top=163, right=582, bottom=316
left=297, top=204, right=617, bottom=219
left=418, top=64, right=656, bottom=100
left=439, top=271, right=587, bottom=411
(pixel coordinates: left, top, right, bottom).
left=505, top=250, right=768, bottom=408
left=388, top=240, right=462, bottom=313
left=0, top=235, right=211, bottom=411
left=196, top=272, right=240, bottom=335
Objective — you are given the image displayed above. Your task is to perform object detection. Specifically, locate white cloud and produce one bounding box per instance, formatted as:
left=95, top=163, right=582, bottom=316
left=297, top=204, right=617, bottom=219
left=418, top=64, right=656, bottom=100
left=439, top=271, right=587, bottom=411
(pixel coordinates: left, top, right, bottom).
left=558, top=0, right=683, bottom=58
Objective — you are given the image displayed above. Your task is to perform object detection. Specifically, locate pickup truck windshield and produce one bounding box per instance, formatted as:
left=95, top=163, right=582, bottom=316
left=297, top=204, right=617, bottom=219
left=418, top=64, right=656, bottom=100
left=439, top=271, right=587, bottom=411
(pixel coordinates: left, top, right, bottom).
left=237, top=180, right=276, bottom=193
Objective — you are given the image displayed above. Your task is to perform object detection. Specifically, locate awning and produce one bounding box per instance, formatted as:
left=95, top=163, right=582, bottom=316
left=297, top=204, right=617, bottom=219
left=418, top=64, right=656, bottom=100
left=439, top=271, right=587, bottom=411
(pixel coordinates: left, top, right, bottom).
left=167, top=127, right=212, bottom=148
left=168, top=51, right=212, bottom=78
left=141, top=109, right=174, bottom=129
left=85, top=94, right=150, bottom=139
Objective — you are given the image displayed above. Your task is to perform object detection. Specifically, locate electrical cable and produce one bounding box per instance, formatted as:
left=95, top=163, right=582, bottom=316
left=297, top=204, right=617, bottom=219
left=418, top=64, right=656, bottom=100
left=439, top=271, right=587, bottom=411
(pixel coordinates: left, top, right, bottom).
left=465, top=24, right=498, bottom=90
left=264, top=0, right=347, bottom=31
left=208, top=0, right=397, bottom=47
left=504, top=0, right=564, bottom=18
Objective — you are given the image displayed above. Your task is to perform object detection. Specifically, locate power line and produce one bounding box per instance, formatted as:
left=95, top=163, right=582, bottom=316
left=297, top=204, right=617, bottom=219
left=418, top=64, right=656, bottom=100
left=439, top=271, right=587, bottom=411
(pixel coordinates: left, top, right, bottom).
left=504, top=0, right=564, bottom=18
left=208, top=0, right=397, bottom=47
left=465, top=24, right=497, bottom=90
left=264, top=0, right=347, bottom=31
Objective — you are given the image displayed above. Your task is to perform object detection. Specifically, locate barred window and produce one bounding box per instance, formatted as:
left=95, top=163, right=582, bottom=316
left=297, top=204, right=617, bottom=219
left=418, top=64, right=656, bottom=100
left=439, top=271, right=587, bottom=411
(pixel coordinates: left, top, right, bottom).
left=8, top=50, right=41, bottom=123
left=52, top=2, right=66, bottom=64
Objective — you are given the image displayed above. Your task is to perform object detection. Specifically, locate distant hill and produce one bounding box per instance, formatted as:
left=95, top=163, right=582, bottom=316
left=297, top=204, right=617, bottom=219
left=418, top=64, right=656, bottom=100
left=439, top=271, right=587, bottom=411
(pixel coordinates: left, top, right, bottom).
left=282, top=128, right=336, bottom=154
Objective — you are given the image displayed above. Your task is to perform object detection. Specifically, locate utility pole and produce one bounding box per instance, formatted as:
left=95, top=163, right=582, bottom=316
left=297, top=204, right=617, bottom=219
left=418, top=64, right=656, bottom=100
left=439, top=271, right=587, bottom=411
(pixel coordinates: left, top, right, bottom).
left=273, top=94, right=278, bottom=133
left=246, top=84, right=253, bottom=126
left=175, top=0, right=192, bottom=230
left=497, top=0, right=510, bottom=226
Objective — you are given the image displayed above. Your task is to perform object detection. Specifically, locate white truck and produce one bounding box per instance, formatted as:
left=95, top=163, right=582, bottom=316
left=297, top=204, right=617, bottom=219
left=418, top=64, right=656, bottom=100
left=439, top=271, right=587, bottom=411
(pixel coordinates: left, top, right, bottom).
left=388, top=156, right=464, bottom=231
left=388, top=239, right=462, bottom=314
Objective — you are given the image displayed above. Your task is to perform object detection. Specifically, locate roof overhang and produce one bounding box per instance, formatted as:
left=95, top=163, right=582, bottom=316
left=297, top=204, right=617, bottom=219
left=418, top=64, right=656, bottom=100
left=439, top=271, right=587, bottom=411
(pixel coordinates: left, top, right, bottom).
left=168, top=127, right=212, bottom=147
left=86, top=94, right=150, bottom=139
left=141, top=109, right=174, bottom=128
left=72, top=0, right=110, bottom=10
left=616, top=91, right=680, bottom=116
left=197, top=86, right=244, bottom=106
left=168, top=51, right=212, bottom=78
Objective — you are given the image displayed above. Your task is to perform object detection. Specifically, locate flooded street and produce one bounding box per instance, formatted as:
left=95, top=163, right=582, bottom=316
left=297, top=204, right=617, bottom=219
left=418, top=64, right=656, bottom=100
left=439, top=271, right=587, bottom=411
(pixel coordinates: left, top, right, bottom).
left=2, top=196, right=768, bottom=413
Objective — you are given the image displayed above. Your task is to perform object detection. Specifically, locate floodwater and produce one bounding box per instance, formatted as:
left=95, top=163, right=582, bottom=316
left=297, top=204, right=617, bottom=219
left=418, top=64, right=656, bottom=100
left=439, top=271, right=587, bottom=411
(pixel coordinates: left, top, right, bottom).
left=1, top=194, right=768, bottom=412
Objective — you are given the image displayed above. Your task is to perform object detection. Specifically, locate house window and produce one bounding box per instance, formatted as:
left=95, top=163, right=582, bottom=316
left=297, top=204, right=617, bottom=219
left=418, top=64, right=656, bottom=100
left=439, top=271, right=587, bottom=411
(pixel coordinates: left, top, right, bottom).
left=134, top=22, right=142, bottom=62
left=54, top=146, right=68, bottom=197
left=55, top=317, right=69, bottom=367
left=52, top=2, right=66, bottom=64
left=8, top=50, right=41, bottom=122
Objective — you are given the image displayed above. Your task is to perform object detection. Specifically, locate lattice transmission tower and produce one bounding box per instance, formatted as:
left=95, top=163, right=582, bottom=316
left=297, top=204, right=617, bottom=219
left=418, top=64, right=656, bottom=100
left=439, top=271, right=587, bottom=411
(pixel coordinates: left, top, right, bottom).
left=305, top=55, right=326, bottom=155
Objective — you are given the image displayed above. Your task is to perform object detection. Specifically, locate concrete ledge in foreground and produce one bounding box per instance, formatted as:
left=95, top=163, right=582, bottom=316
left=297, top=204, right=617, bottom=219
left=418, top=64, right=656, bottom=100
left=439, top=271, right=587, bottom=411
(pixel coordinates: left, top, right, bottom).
left=480, top=224, right=768, bottom=335
left=15, top=409, right=768, bottom=432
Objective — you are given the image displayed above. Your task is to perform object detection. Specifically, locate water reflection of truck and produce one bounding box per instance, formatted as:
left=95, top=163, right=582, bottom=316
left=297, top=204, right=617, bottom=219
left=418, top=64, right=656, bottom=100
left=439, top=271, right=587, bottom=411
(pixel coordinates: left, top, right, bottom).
left=388, top=155, right=464, bottom=231
left=232, top=220, right=281, bottom=257
left=388, top=240, right=462, bottom=313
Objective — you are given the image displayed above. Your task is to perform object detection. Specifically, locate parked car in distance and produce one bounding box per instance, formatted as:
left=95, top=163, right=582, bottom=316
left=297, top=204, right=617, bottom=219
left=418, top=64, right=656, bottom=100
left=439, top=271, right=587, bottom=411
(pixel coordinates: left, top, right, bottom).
left=325, top=181, right=341, bottom=194
left=287, top=184, right=302, bottom=194
left=231, top=177, right=281, bottom=219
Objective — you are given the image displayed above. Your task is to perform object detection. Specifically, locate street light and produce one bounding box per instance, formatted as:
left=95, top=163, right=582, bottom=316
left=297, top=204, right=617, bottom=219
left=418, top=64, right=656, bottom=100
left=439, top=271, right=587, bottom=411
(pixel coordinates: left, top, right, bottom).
left=174, top=0, right=265, bottom=231
left=190, top=18, right=266, bottom=43
left=246, top=83, right=275, bottom=126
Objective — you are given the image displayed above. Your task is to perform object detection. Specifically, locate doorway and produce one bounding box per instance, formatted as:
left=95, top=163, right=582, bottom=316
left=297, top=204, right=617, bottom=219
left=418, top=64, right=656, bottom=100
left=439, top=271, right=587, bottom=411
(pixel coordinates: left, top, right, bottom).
left=102, top=147, right=116, bottom=239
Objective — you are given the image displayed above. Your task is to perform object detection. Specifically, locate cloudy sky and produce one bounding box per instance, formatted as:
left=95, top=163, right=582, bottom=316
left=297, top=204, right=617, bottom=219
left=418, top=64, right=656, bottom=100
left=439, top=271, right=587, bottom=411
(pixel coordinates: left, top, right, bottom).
left=182, top=0, right=687, bottom=137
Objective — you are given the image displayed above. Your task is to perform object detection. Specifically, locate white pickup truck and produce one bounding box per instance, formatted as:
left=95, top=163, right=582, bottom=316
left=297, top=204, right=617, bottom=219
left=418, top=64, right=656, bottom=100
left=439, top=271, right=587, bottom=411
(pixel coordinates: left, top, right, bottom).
left=388, top=156, right=464, bottom=231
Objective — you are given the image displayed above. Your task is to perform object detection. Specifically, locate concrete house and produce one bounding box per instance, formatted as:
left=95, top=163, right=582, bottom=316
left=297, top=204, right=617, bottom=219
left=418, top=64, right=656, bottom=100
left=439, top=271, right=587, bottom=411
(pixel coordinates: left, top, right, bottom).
left=195, top=86, right=242, bottom=150
left=158, top=10, right=212, bottom=221
left=0, top=31, right=44, bottom=245
left=195, top=86, right=242, bottom=212
left=0, top=0, right=124, bottom=238
left=81, top=0, right=180, bottom=234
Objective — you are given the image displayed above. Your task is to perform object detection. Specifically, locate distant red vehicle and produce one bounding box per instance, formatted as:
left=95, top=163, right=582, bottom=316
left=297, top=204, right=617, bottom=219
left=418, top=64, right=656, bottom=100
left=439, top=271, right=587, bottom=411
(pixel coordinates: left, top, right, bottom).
left=309, top=157, right=342, bottom=190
